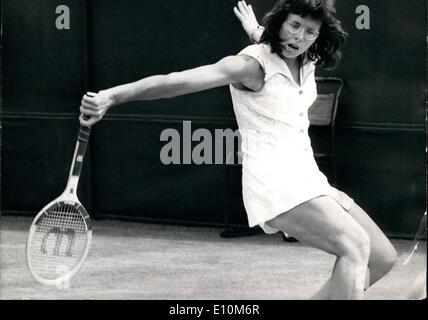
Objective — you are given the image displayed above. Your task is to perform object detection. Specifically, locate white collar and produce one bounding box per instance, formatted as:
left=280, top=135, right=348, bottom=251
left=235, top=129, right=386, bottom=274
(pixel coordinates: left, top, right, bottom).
left=261, top=43, right=315, bottom=85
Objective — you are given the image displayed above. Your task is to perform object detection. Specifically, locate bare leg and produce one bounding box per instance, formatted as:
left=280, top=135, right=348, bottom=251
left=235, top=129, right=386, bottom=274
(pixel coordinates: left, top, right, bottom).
left=266, top=196, right=371, bottom=300
left=311, top=257, right=370, bottom=299
left=348, top=202, right=397, bottom=286
left=311, top=201, right=396, bottom=299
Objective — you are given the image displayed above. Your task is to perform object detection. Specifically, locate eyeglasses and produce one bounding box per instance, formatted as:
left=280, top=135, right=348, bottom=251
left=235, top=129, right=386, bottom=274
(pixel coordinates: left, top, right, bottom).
left=284, top=21, right=320, bottom=41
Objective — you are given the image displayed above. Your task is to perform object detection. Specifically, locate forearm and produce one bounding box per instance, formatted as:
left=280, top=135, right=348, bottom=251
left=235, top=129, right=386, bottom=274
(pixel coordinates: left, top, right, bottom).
left=107, top=74, right=177, bottom=106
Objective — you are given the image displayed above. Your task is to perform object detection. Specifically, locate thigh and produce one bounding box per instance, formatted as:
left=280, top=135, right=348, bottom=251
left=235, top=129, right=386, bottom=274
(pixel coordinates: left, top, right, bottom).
left=348, top=202, right=397, bottom=262
left=266, top=196, right=369, bottom=257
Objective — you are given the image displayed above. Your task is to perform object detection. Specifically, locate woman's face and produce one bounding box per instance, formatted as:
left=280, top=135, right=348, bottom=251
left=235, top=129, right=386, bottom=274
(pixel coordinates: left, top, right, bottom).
left=279, top=13, right=322, bottom=59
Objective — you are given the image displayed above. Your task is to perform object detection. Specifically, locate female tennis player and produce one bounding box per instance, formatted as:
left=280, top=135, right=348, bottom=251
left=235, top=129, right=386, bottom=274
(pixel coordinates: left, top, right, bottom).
left=80, top=0, right=397, bottom=299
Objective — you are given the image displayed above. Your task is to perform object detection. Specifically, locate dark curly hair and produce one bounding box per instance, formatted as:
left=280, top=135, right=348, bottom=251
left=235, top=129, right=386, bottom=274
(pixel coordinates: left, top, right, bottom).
left=259, top=0, right=348, bottom=69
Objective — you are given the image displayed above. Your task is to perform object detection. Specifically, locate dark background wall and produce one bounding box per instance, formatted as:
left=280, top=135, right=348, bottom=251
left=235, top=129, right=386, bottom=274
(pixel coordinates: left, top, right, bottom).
left=1, top=0, right=426, bottom=237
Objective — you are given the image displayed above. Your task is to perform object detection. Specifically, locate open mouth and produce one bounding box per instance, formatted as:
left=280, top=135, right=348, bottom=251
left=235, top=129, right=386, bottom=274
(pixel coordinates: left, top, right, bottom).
left=287, top=43, right=300, bottom=51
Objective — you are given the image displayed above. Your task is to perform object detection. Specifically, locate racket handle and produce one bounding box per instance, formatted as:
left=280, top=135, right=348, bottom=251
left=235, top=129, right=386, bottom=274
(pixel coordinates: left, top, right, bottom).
left=79, top=91, right=97, bottom=136
left=78, top=125, right=91, bottom=143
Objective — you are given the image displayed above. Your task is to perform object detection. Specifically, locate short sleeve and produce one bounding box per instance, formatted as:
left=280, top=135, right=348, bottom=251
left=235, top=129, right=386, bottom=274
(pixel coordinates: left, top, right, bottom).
left=237, top=44, right=286, bottom=81
left=237, top=44, right=266, bottom=72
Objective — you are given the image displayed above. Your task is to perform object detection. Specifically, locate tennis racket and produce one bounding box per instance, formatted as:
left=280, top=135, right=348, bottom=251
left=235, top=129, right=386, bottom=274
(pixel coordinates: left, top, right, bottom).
left=26, top=92, right=96, bottom=286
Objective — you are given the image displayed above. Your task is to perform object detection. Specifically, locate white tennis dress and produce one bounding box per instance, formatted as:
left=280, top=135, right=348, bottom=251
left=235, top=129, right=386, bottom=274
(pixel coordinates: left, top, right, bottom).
left=229, top=43, right=354, bottom=234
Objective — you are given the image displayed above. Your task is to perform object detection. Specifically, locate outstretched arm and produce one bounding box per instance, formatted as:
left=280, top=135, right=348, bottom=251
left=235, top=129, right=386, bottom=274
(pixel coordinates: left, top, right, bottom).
left=233, top=1, right=263, bottom=43
left=80, top=55, right=263, bottom=126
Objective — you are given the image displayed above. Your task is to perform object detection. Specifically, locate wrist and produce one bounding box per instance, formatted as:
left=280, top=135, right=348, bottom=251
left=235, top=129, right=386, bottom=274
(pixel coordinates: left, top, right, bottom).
left=249, top=25, right=265, bottom=43
left=104, top=88, right=119, bottom=107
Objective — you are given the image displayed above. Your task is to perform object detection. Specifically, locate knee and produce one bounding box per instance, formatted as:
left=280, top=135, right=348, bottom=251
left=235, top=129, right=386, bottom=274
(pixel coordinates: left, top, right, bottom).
left=378, top=243, right=398, bottom=273
left=386, top=245, right=397, bottom=267
left=367, top=242, right=397, bottom=285
left=335, top=229, right=371, bottom=265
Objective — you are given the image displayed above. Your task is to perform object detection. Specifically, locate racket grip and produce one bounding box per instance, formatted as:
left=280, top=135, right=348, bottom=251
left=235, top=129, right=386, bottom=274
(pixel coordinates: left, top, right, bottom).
left=78, top=125, right=91, bottom=143
left=79, top=91, right=97, bottom=137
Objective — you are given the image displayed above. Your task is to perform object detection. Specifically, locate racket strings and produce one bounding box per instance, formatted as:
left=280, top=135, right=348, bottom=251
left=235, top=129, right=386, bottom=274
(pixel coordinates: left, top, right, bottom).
left=28, top=202, right=90, bottom=280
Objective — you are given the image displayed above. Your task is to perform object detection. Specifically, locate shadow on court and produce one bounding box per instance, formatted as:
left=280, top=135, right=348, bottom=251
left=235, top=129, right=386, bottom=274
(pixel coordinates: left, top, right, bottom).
left=0, top=216, right=425, bottom=300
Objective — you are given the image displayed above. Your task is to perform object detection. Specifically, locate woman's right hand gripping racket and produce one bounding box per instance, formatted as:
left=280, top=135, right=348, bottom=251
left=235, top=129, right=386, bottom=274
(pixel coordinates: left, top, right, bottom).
left=26, top=92, right=97, bottom=286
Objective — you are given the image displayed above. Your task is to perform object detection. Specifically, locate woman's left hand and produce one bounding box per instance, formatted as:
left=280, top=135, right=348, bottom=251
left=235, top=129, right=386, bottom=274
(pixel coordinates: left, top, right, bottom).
left=233, top=1, right=260, bottom=38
